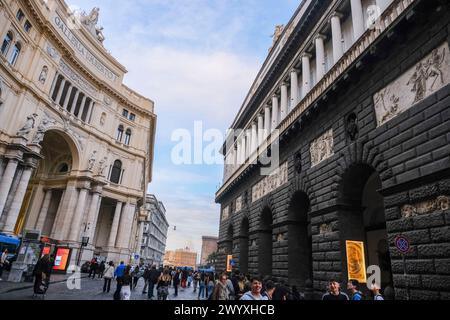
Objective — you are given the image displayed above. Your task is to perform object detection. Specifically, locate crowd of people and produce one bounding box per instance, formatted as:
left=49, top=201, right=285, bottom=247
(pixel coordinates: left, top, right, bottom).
left=26, top=254, right=386, bottom=301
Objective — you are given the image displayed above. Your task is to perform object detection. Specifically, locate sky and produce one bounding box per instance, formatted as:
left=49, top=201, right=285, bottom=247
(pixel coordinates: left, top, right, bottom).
left=67, top=0, right=300, bottom=258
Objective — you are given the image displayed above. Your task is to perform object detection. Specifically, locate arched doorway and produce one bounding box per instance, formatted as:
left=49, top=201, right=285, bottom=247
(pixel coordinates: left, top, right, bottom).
left=14, top=130, right=78, bottom=236
left=239, top=217, right=249, bottom=274
left=287, top=191, right=312, bottom=289
left=339, top=164, right=393, bottom=290
left=258, top=207, right=273, bottom=277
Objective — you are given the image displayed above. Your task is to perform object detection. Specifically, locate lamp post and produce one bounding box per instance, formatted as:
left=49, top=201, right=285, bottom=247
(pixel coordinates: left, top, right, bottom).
left=76, top=223, right=90, bottom=267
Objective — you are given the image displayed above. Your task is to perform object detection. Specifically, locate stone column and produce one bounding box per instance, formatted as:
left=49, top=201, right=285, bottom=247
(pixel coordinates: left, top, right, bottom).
left=107, top=201, right=123, bottom=248
left=77, top=95, right=87, bottom=118
left=2, top=164, right=34, bottom=234
left=241, top=134, right=247, bottom=162
left=117, top=203, right=135, bottom=249
left=35, top=189, right=52, bottom=231
left=246, top=130, right=252, bottom=160
left=62, top=84, right=73, bottom=110
left=55, top=78, right=66, bottom=105
left=49, top=73, right=59, bottom=97
left=315, top=35, right=326, bottom=80
left=69, top=89, right=80, bottom=113
left=67, top=184, right=90, bottom=242
left=350, top=0, right=365, bottom=40
left=257, top=113, right=264, bottom=146
left=280, top=83, right=289, bottom=121
left=271, top=95, right=279, bottom=132
left=0, top=159, right=19, bottom=219
left=85, top=100, right=94, bottom=123
left=236, top=140, right=242, bottom=165
left=51, top=183, right=78, bottom=240
left=251, top=122, right=257, bottom=154
left=302, top=54, right=312, bottom=95
left=264, top=106, right=271, bottom=139
left=290, top=70, right=299, bottom=109
left=136, top=221, right=144, bottom=255
left=331, top=13, right=344, bottom=64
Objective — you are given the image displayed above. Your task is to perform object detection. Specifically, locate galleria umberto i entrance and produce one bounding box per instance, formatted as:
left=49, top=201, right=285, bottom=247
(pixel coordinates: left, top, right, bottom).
left=0, top=0, right=156, bottom=265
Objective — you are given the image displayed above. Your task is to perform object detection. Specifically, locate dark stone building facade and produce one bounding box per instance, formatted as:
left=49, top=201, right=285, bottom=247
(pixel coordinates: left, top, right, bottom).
left=215, top=0, right=450, bottom=300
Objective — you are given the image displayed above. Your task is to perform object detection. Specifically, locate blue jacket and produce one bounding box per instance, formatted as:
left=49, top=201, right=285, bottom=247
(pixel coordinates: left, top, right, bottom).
left=114, top=264, right=126, bottom=278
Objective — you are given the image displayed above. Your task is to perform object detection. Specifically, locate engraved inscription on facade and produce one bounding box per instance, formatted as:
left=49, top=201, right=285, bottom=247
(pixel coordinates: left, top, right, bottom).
left=310, top=129, right=334, bottom=167
left=374, top=42, right=450, bottom=126
left=59, top=60, right=98, bottom=97
left=252, top=162, right=288, bottom=203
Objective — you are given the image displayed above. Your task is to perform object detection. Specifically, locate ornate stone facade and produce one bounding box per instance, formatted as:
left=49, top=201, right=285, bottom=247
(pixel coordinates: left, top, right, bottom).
left=0, top=0, right=156, bottom=268
left=252, top=162, right=288, bottom=203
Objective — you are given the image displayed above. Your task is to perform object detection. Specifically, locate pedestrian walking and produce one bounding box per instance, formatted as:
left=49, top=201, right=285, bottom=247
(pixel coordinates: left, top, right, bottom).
left=148, top=265, right=160, bottom=300
left=212, top=273, right=230, bottom=300
left=98, top=260, right=105, bottom=279
left=89, top=258, right=98, bottom=279
left=157, top=269, right=172, bottom=301
left=173, top=269, right=180, bottom=297
left=193, top=271, right=200, bottom=293
left=113, top=261, right=126, bottom=300
left=240, top=277, right=269, bottom=300
left=142, top=265, right=150, bottom=294
left=120, top=265, right=132, bottom=300
left=0, top=249, right=9, bottom=281
left=347, top=280, right=364, bottom=300
left=235, top=275, right=249, bottom=300
left=32, top=254, right=53, bottom=297
left=187, top=272, right=193, bottom=288
left=131, top=264, right=142, bottom=290
left=371, top=283, right=384, bottom=300
left=206, top=274, right=215, bottom=300
left=198, top=273, right=206, bottom=300
left=102, top=261, right=114, bottom=293
left=322, top=280, right=349, bottom=300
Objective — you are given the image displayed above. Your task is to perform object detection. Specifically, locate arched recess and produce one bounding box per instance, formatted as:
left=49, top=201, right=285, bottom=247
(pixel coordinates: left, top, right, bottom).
left=287, top=191, right=313, bottom=289
left=239, top=216, right=249, bottom=274
left=258, top=206, right=273, bottom=277
left=40, top=128, right=81, bottom=172
left=338, top=164, right=393, bottom=291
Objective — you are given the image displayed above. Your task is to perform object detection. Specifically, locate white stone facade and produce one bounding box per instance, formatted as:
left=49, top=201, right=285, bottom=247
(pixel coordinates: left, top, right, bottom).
left=0, top=0, right=156, bottom=267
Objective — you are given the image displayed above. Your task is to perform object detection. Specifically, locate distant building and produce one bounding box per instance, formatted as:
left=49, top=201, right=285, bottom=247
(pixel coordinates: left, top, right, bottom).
left=138, top=195, right=169, bottom=267
left=200, top=236, right=218, bottom=265
left=164, top=247, right=197, bottom=269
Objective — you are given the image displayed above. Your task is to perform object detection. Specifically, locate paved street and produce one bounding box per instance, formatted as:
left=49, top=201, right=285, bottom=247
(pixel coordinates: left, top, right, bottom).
left=0, top=276, right=200, bottom=300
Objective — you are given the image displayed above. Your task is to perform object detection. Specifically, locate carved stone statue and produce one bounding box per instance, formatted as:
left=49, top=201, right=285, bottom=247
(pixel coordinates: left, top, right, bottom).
left=95, top=26, right=105, bottom=43
left=346, top=113, right=359, bottom=141
left=81, top=7, right=100, bottom=28
left=98, top=156, right=108, bottom=176
left=88, top=151, right=97, bottom=171
left=100, top=113, right=106, bottom=126
left=271, top=24, right=284, bottom=45
left=32, top=117, right=55, bottom=144
left=17, top=114, right=38, bottom=138
left=38, top=66, right=48, bottom=84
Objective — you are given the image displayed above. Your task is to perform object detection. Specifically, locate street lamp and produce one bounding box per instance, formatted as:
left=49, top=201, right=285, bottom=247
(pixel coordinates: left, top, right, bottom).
left=76, top=223, right=90, bottom=267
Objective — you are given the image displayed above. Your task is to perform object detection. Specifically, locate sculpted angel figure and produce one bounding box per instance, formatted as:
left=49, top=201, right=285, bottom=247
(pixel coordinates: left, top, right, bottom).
left=17, top=114, right=38, bottom=137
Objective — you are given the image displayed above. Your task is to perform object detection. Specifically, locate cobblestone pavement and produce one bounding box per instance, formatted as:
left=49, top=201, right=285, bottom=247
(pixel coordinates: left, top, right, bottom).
left=0, top=276, right=203, bottom=300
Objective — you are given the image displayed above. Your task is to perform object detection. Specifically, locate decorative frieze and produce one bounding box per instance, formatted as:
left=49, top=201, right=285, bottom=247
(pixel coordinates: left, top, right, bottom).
left=401, top=196, right=450, bottom=218
left=235, top=196, right=242, bottom=213
left=374, top=42, right=450, bottom=126
left=59, top=60, right=98, bottom=97
left=222, top=206, right=230, bottom=221
left=310, top=129, right=334, bottom=167
left=252, top=162, right=288, bottom=203
left=319, top=224, right=333, bottom=234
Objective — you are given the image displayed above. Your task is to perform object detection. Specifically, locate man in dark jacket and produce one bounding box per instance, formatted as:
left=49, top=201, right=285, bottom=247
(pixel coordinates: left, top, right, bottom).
left=148, top=265, right=161, bottom=299
left=142, top=266, right=151, bottom=294
left=33, top=254, right=53, bottom=295
left=173, top=269, right=181, bottom=297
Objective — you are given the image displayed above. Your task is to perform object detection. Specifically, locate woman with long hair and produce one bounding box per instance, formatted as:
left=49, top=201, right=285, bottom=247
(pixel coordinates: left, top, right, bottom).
left=157, top=268, right=172, bottom=300
left=120, top=265, right=132, bottom=300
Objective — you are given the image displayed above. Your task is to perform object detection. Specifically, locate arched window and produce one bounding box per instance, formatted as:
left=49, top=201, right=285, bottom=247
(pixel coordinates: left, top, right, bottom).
left=116, top=125, right=124, bottom=142
left=124, top=129, right=132, bottom=146
left=9, top=42, right=21, bottom=66
left=110, top=160, right=122, bottom=184
left=1, top=32, right=13, bottom=55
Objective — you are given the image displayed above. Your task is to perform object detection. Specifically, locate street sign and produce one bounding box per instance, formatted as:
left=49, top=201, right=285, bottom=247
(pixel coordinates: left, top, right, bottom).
left=81, top=237, right=89, bottom=247
left=134, top=254, right=140, bottom=260
left=395, top=235, right=410, bottom=254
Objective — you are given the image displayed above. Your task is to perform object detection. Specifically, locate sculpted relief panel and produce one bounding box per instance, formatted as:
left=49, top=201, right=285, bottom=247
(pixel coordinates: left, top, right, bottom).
left=310, top=129, right=334, bottom=167
left=252, top=162, right=288, bottom=203
left=374, top=42, right=450, bottom=127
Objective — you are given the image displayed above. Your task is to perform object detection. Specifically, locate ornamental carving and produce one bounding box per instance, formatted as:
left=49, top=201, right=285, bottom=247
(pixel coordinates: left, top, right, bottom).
left=222, top=206, right=230, bottom=221
left=374, top=42, right=450, bottom=126
left=16, top=114, right=38, bottom=138
left=400, top=195, right=450, bottom=218
left=319, top=224, right=332, bottom=234
left=235, top=196, right=242, bottom=213
left=310, top=129, right=334, bottom=167
left=252, top=162, right=288, bottom=203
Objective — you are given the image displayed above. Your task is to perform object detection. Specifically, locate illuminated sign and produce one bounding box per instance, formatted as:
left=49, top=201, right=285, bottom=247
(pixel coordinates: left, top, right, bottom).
left=226, top=255, right=233, bottom=273
left=53, top=248, right=71, bottom=271
left=346, top=241, right=367, bottom=283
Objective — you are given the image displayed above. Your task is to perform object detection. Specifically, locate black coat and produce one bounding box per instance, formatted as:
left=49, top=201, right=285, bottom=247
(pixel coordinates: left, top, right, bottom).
left=149, top=269, right=160, bottom=284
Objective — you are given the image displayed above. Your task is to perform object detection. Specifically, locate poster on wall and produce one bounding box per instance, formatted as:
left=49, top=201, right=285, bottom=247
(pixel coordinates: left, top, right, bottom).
left=226, top=255, right=233, bottom=273
left=346, top=241, right=367, bottom=283
left=53, top=248, right=71, bottom=272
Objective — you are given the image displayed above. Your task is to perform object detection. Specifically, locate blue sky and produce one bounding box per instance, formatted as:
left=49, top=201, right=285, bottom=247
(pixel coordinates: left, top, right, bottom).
left=67, top=0, right=300, bottom=256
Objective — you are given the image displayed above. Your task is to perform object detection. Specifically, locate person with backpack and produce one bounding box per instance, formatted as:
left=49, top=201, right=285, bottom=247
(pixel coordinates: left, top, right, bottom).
left=371, top=283, right=385, bottom=300
left=347, top=279, right=364, bottom=300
